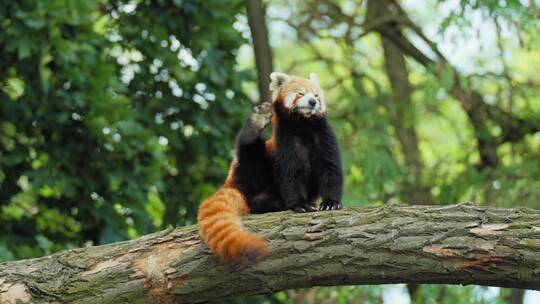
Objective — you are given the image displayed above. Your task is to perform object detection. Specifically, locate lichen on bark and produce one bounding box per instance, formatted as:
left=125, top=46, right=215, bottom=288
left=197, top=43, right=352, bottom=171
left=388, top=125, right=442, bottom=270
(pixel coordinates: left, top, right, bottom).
left=0, top=204, right=539, bottom=304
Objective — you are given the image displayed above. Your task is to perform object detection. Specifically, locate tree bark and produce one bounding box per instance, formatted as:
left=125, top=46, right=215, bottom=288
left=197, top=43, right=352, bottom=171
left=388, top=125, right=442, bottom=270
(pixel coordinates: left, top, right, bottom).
left=364, top=3, right=435, bottom=299
left=245, top=0, right=274, bottom=103
left=1, top=204, right=540, bottom=304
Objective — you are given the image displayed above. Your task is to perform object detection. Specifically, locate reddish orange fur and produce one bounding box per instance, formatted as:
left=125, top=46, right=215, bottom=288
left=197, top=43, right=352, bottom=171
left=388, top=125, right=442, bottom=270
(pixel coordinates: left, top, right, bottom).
left=264, top=109, right=279, bottom=156
left=198, top=75, right=323, bottom=263
left=198, top=73, right=332, bottom=263
left=197, top=183, right=269, bottom=262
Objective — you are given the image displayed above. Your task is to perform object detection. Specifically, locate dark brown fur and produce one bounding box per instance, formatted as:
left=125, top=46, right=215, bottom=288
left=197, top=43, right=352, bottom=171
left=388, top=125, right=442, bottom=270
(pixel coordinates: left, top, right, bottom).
left=197, top=74, right=343, bottom=262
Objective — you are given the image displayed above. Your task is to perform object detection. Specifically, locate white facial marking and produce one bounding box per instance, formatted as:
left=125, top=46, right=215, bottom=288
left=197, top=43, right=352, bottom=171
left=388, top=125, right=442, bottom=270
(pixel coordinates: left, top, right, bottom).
left=294, top=92, right=323, bottom=117
left=284, top=93, right=296, bottom=109
left=319, top=93, right=326, bottom=113
left=268, top=72, right=327, bottom=116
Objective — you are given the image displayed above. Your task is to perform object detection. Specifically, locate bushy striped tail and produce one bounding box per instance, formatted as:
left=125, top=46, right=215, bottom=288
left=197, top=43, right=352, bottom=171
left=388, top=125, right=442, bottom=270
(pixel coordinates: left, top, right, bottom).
left=197, top=187, right=269, bottom=262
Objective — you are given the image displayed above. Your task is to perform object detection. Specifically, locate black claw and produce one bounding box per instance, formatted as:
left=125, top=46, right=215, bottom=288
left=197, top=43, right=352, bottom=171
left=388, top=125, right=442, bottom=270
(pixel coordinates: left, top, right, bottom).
left=293, top=202, right=317, bottom=213
left=293, top=206, right=307, bottom=213
left=320, top=200, right=341, bottom=211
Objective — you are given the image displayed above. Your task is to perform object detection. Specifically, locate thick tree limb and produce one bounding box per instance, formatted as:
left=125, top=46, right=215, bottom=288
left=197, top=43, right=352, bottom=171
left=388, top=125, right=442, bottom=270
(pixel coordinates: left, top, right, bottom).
left=1, top=204, right=540, bottom=304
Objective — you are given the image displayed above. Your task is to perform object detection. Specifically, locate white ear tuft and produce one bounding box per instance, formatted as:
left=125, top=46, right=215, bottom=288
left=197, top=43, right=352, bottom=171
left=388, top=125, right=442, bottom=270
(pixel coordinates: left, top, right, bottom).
left=269, top=72, right=290, bottom=91
left=309, top=73, right=319, bottom=86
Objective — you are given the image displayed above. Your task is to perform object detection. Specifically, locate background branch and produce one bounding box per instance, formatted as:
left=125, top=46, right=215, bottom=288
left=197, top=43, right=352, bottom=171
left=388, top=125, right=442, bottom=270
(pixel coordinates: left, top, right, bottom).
left=369, top=0, right=540, bottom=169
left=245, top=0, right=274, bottom=103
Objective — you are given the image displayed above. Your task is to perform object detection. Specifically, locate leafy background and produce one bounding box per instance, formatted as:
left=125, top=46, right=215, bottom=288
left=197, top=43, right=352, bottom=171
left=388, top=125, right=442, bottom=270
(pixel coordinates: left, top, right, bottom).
left=1, top=0, right=539, bottom=303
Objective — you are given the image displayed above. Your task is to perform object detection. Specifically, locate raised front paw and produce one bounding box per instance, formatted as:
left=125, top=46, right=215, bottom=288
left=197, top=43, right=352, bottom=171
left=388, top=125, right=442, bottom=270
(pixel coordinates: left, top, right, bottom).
left=319, top=200, right=342, bottom=211
left=250, top=102, right=272, bottom=130
left=292, top=201, right=317, bottom=213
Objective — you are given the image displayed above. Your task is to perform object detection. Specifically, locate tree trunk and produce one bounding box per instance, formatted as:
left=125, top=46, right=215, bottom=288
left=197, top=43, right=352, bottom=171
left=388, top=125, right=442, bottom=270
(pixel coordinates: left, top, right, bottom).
left=245, top=0, right=273, bottom=103
left=505, top=288, right=525, bottom=304
left=366, top=0, right=433, bottom=206
left=368, top=0, right=539, bottom=170
left=1, top=204, right=540, bottom=304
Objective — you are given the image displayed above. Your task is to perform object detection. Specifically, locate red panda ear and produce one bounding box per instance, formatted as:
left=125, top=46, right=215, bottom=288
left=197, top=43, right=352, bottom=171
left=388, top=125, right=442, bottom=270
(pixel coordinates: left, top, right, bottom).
left=269, top=72, right=290, bottom=92
left=309, top=73, right=320, bottom=86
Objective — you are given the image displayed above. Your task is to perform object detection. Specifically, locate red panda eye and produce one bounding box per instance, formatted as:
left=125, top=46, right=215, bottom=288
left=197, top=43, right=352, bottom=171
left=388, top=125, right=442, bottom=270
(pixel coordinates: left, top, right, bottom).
left=298, top=92, right=304, bottom=96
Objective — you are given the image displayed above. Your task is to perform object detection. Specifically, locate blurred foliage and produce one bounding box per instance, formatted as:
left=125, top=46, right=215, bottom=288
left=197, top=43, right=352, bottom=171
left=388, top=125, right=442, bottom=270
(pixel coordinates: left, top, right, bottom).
left=1, top=0, right=540, bottom=303
left=259, top=0, right=539, bottom=303
left=0, top=0, right=249, bottom=260
left=264, top=0, right=540, bottom=210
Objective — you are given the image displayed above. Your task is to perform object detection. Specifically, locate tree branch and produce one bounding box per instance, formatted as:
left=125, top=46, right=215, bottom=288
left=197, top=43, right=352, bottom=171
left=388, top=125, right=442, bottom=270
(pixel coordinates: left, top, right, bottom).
left=369, top=0, right=540, bottom=169
left=367, top=0, right=434, bottom=206
left=1, top=204, right=540, bottom=304
left=245, top=0, right=274, bottom=103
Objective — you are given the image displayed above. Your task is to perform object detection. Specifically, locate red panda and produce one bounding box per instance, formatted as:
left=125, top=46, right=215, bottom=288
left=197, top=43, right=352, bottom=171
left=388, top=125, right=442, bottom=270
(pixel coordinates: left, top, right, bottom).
left=197, top=72, right=343, bottom=262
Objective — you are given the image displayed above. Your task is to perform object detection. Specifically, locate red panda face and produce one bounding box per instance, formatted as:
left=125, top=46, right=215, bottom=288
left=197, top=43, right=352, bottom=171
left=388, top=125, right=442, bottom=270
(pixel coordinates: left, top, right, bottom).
left=269, top=72, right=326, bottom=118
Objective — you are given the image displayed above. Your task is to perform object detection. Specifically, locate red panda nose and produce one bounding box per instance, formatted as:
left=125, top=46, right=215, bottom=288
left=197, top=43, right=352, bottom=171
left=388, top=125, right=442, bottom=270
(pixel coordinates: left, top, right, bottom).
left=309, top=98, right=317, bottom=107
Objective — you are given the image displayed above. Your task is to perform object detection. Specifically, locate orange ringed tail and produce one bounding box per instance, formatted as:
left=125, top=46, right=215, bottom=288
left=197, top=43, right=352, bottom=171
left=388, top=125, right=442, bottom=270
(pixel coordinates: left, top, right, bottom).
left=197, top=186, right=269, bottom=262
